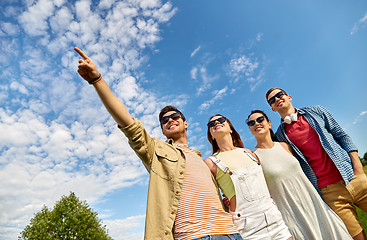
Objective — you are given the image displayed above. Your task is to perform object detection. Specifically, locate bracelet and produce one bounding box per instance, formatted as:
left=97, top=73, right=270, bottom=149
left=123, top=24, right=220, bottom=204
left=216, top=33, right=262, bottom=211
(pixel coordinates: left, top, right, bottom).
left=88, top=73, right=102, bottom=85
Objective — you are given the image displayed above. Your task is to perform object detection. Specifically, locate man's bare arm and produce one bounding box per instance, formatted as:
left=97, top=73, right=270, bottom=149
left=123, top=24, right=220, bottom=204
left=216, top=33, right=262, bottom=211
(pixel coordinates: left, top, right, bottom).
left=349, top=151, right=364, bottom=175
left=74, top=47, right=133, bottom=128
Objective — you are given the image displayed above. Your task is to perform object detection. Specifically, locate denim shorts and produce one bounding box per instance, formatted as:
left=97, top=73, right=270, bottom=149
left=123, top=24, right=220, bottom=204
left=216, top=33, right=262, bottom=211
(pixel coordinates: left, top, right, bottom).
left=191, top=233, right=243, bottom=240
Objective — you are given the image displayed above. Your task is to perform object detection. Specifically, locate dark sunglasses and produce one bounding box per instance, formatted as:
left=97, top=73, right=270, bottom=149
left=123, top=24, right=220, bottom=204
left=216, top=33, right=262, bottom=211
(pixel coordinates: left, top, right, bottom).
left=207, top=117, right=226, bottom=128
left=247, top=116, right=265, bottom=127
left=160, top=112, right=182, bottom=125
left=267, top=91, right=285, bottom=105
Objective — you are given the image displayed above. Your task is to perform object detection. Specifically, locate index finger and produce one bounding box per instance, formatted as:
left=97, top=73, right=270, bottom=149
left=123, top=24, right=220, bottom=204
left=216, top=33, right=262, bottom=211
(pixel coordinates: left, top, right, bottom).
left=74, top=47, right=88, bottom=60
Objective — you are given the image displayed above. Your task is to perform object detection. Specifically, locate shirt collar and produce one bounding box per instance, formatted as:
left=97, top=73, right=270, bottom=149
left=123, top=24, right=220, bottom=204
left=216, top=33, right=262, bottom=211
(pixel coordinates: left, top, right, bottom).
left=166, top=138, right=174, bottom=144
left=165, top=138, right=202, bottom=157
left=280, top=108, right=305, bottom=124
left=297, top=108, right=306, bottom=115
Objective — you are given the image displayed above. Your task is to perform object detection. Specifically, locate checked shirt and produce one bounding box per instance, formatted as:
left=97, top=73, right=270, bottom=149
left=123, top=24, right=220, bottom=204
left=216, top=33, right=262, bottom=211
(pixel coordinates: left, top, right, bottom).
left=275, top=105, right=358, bottom=194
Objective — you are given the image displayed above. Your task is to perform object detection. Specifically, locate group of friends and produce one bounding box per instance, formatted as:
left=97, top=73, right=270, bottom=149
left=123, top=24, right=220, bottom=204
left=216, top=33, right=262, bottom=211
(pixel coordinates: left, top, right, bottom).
left=75, top=47, right=367, bottom=240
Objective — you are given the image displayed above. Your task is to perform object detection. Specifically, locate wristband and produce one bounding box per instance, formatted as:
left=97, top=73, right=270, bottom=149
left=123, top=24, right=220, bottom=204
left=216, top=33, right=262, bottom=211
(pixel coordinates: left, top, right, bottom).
left=88, top=74, right=102, bottom=85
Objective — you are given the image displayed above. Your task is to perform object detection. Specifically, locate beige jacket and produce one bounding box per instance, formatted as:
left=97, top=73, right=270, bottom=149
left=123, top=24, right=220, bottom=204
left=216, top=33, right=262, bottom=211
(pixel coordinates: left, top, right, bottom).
left=120, top=118, right=204, bottom=239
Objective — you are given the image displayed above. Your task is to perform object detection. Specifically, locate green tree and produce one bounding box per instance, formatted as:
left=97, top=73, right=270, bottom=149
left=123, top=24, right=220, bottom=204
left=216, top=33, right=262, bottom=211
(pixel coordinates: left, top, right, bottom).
left=19, top=192, right=113, bottom=240
left=360, top=152, right=367, bottom=166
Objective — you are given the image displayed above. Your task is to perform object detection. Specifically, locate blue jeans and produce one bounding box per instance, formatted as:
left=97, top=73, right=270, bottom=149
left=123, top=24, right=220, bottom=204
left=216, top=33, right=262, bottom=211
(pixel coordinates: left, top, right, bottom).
left=191, top=233, right=243, bottom=240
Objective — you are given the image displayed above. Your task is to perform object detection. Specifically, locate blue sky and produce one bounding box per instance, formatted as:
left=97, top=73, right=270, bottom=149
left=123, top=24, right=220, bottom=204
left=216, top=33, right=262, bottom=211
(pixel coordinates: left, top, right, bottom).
left=1, top=0, right=366, bottom=239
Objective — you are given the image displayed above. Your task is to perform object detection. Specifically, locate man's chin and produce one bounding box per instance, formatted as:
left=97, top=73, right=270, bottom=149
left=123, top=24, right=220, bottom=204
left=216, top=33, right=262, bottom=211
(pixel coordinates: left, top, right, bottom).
left=164, top=130, right=180, bottom=139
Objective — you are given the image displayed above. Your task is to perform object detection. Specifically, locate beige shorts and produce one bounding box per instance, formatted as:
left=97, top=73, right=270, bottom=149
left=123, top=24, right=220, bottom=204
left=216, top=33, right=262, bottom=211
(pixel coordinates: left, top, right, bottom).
left=321, top=173, right=367, bottom=237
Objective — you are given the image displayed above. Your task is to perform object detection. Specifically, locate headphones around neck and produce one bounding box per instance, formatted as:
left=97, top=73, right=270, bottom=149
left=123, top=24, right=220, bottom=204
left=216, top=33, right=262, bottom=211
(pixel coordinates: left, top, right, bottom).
left=284, top=113, right=298, bottom=124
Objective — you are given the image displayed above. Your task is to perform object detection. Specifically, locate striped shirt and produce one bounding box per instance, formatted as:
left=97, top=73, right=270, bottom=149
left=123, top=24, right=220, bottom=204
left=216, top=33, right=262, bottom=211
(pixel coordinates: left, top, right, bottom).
left=173, top=150, right=238, bottom=240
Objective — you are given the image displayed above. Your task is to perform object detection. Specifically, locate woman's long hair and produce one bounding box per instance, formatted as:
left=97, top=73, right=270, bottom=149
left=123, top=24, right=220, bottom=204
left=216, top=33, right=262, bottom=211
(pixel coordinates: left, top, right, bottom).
left=247, top=110, right=278, bottom=142
left=207, top=114, right=244, bottom=153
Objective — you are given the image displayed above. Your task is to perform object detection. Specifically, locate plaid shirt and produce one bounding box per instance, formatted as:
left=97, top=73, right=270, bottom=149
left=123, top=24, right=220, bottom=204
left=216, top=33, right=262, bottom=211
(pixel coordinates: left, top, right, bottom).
left=275, top=105, right=358, bottom=194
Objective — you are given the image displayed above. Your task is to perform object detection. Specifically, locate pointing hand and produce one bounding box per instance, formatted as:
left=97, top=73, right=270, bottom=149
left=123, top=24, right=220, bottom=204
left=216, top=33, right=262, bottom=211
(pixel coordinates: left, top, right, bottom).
left=74, top=47, right=100, bottom=83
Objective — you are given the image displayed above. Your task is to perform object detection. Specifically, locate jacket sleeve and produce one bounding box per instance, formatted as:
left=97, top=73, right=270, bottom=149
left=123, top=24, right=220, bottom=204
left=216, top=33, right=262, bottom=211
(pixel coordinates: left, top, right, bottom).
left=314, top=105, right=358, bottom=153
left=119, top=118, right=156, bottom=172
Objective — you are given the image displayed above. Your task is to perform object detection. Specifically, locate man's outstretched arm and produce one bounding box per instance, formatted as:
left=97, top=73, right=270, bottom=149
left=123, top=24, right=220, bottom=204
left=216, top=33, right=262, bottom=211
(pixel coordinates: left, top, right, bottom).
left=74, top=47, right=133, bottom=128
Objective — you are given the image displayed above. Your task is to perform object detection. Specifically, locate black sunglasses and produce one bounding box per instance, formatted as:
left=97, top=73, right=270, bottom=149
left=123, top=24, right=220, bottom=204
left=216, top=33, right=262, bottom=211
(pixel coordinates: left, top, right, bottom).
left=247, top=116, right=265, bottom=127
left=207, top=117, right=226, bottom=128
left=160, top=112, right=182, bottom=125
left=267, top=91, right=285, bottom=105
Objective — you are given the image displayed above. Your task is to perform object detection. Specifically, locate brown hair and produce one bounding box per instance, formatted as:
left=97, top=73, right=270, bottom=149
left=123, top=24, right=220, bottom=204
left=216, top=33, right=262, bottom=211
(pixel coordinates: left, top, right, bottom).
left=247, top=110, right=278, bottom=142
left=265, top=88, right=288, bottom=101
left=207, top=114, right=244, bottom=153
left=159, top=106, right=186, bottom=127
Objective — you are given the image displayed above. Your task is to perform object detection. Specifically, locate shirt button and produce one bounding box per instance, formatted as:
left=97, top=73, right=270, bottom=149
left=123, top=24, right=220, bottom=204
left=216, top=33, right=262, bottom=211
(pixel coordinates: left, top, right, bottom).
left=165, top=231, right=169, bottom=235
left=237, top=213, right=241, bottom=217
left=176, top=191, right=179, bottom=194
left=171, top=210, right=175, bottom=214
left=164, top=154, right=168, bottom=157
left=180, top=171, right=184, bottom=175
left=229, top=171, right=233, bottom=175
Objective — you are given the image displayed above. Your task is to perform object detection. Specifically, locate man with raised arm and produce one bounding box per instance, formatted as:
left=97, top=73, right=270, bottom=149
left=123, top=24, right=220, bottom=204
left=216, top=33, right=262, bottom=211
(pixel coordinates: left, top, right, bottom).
left=266, top=87, right=367, bottom=240
left=74, top=47, right=242, bottom=240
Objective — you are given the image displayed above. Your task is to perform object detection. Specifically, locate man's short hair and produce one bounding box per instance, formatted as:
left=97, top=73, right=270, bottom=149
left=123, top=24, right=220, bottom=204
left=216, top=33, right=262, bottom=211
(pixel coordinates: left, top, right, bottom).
left=159, top=106, right=186, bottom=124
left=265, top=88, right=288, bottom=100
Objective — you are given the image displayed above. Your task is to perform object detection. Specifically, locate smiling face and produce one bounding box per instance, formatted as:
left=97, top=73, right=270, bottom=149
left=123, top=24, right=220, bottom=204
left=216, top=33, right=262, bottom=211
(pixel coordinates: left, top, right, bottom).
left=207, top=114, right=244, bottom=153
left=267, top=89, right=293, bottom=112
left=161, top=111, right=188, bottom=139
left=248, top=112, right=272, bottom=137
left=208, top=115, right=231, bottom=139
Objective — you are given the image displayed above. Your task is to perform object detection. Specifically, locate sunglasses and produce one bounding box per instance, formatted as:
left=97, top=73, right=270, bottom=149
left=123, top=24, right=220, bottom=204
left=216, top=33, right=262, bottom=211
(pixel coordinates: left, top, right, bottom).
left=267, top=91, right=285, bottom=105
left=160, top=112, right=182, bottom=125
left=247, top=116, right=265, bottom=127
left=207, top=117, right=226, bottom=128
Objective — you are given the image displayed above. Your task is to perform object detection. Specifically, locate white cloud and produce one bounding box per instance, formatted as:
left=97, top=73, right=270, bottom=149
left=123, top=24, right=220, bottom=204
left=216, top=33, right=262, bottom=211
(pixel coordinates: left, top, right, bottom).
left=0, top=38, right=19, bottom=66
left=256, top=32, right=263, bottom=41
left=20, top=47, right=53, bottom=76
left=191, top=45, right=201, bottom=57
left=99, top=0, right=115, bottom=9
left=140, top=0, right=160, bottom=9
left=1, top=22, right=20, bottom=36
left=0, top=85, right=8, bottom=102
left=249, top=67, right=265, bottom=92
left=9, top=81, right=29, bottom=95
left=350, top=12, right=367, bottom=35
left=49, top=6, right=73, bottom=33
left=55, top=0, right=66, bottom=7
left=0, top=107, right=149, bottom=239
left=151, top=2, right=177, bottom=23
left=353, top=110, right=367, bottom=124
left=226, top=53, right=266, bottom=91
left=104, top=215, right=145, bottom=240
left=199, top=86, right=228, bottom=112
left=228, top=55, right=259, bottom=81
left=3, top=5, right=21, bottom=17
left=18, top=0, right=55, bottom=36
left=196, top=67, right=219, bottom=95
left=190, top=67, right=198, bottom=80
left=0, top=0, right=178, bottom=239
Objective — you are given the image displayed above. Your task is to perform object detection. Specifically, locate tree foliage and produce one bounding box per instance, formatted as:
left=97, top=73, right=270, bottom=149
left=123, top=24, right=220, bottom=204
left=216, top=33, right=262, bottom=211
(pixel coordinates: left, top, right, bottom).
left=360, top=151, right=367, bottom=166
left=19, top=192, right=113, bottom=240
